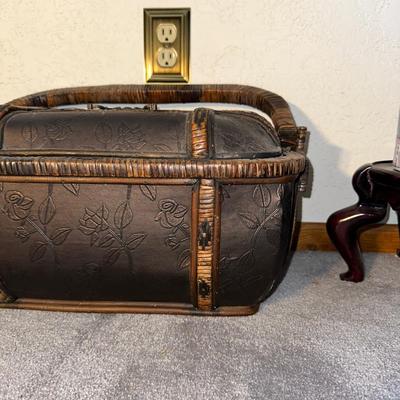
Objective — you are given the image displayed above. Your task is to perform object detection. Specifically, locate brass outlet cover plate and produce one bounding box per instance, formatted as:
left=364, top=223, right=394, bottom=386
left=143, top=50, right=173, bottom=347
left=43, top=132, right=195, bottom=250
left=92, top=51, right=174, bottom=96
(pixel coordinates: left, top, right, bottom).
left=144, top=8, right=190, bottom=83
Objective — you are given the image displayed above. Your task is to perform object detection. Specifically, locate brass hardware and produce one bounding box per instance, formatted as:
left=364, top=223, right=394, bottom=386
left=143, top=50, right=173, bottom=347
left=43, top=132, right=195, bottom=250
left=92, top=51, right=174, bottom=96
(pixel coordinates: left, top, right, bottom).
left=144, top=8, right=190, bottom=83
left=296, top=126, right=308, bottom=153
left=297, top=126, right=310, bottom=193
left=199, top=220, right=211, bottom=250
left=298, top=158, right=309, bottom=192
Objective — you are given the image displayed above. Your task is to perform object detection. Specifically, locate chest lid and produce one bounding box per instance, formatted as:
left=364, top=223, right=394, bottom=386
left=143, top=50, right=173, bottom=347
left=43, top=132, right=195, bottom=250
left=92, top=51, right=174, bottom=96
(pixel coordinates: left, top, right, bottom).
left=0, top=107, right=281, bottom=160
left=0, top=84, right=306, bottom=179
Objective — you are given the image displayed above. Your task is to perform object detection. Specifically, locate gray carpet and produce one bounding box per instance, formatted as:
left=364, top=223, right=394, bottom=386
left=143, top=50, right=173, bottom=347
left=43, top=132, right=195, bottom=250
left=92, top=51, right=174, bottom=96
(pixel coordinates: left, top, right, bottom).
left=0, top=251, right=399, bottom=400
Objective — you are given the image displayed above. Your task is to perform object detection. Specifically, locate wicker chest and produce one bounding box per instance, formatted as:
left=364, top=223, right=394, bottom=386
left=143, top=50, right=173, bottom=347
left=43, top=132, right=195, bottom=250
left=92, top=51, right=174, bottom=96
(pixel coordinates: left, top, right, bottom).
left=0, top=85, right=307, bottom=315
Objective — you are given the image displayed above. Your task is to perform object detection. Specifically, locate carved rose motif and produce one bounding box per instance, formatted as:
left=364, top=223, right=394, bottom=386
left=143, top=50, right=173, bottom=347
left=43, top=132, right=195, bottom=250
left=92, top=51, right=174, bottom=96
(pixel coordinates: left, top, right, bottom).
left=0, top=185, right=73, bottom=266
left=78, top=191, right=146, bottom=273
left=4, top=190, right=33, bottom=221
left=79, top=206, right=109, bottom=235
left=141, top=190, right=190, bottom=270
left=45, top=121, right=72, bottom=141
left=155, top=199, right=187, bottom=229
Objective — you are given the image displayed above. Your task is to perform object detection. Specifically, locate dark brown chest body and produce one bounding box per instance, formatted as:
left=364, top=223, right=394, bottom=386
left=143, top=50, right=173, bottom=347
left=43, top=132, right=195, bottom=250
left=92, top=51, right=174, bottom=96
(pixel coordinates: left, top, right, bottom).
left=0, top=84, right=307, bottom=315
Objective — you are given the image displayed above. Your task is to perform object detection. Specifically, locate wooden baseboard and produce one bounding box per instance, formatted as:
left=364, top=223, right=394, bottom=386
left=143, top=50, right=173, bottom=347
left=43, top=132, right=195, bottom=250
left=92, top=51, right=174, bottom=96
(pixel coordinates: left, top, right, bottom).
left=297, top=222, right=399, bottom=253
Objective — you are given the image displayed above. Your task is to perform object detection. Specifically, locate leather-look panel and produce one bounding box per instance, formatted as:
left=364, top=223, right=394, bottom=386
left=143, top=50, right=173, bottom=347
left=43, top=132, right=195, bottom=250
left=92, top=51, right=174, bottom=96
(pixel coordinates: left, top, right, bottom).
left=0, top=109, right=282, bottom=161
left=217, top=182, right=294, bottom=306
left=0, top=110, right=190, bottom=157
left=0, top=181, right=192, bottom=302
left=213, top=111, right=281, bottom=159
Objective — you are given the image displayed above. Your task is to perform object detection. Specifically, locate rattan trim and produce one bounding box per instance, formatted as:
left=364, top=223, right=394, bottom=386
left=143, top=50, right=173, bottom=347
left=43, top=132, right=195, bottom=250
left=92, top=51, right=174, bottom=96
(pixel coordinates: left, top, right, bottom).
left=196, top=179, right=215, bottom=311
left=191, top=108, right=210, bottom=158
left=0, top=153, right=305, bottom=179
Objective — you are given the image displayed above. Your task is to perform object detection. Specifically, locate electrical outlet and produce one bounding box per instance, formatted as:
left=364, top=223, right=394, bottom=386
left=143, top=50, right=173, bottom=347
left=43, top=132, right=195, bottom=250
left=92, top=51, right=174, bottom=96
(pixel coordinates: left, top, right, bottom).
left=157, top=47, right=178, bottom=67
left=156, top=23, right=177, bottom=44
left=144, top=8, right=190, bottom=83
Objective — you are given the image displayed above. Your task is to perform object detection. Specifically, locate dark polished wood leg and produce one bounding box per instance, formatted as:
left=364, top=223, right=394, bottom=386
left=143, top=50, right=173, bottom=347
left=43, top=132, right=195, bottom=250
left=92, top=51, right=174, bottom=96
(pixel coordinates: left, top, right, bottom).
left=326, top=164, right=388, bottom=282
left=396, top=211, right=400, bottom=258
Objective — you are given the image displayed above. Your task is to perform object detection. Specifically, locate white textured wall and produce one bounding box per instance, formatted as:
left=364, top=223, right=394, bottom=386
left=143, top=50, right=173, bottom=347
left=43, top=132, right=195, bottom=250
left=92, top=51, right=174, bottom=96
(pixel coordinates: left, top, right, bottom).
left=1, top=0, right=399, bottom=222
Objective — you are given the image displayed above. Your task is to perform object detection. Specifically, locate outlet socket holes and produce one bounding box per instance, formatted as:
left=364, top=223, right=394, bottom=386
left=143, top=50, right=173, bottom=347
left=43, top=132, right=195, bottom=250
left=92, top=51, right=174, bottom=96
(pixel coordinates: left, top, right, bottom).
left=157, top=47, right=178, bottom=67
left=156, top=23, right=177, bottom=43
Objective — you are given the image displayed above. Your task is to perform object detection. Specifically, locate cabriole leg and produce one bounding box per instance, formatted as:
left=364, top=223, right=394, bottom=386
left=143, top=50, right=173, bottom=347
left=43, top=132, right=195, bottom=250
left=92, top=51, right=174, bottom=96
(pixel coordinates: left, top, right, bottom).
left=326, top=164, right=388, bottom=282
left=396, top=211, right=400, bottom=258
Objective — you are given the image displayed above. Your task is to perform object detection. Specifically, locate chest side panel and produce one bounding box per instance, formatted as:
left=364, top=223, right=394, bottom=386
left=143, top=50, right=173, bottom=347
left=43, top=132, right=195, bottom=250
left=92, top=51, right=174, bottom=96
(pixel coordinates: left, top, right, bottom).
left=0, top=181, right=193, bottom=302
left=216, top=182, right=295, bottom=307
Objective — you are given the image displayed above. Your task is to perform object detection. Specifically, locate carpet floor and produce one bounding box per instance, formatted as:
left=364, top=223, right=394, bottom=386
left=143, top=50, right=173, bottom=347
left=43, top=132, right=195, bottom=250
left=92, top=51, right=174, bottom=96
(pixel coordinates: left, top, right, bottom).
left=0, top=251, right=399, bottom=400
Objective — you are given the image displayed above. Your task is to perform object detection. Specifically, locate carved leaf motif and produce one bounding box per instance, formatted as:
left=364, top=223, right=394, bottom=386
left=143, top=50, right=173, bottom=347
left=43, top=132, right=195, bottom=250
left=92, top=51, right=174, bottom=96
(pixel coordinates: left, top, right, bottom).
left=174, top=205, right=188, bottom=218
left=96, top=205, right=110, bottom=226
left=153, top=143, right=172, bottom=152
left=98, top=233, right=115, bottom=248
left=115, top=123, right=146, bottom=151
left=114, top=201, right=133, bottom=230
left=62, top=183, right=80, bottom=196
left=118, top=122, right=143, bottom=139
left=50, top=227, right=72, bottom=246
left=15, top=226, right=30, bottom=242
left=140, top=185, right=157, bottom=201
left=219, top=255, right=235, bottom=272
left=253, top=185, right=271, bottom=209
left=45, top=121, right=72, bottom=141
left=29, top=241, right=48, bottom=262
left=177, top=249, right=191, bottom=270
left=238, top=250, right=256, bottom=270
left=0, top=182, right=3, bottom=192
left=118, top=123, right=143, bottom=140
left=103, top=247, right=121, bottom=266
left=165, top=234, right=179, bottom=249
left=265, top=227, right=281, bottom=250
left=38, top=196, right=56, bottom=225
left=126, top=232, right=146, bottom=250
left=246, top=138, right=265, bottom=152
left=21, top=124, right=38, bottom=144
left=95, top=122, right=113, bottom=144
left=241, top=274, right=264, bottom=288
left=90, top=232, right=100, bottom=246
left=180, top=223, right=190, bottom=236
left=85, top=263, right=100, bottom=274
left=221, top=132, right=241, bottom=150
left=95, top=205, right=110, bottom=232
left=238, top=213, right=259, bottom=229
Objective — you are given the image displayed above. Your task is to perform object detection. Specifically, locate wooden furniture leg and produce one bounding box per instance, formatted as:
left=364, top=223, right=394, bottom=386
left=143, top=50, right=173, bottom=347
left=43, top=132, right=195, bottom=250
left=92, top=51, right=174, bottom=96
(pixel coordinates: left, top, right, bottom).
left=326, top=164, right=388, bottom=282
left=396, top=211, right=400, bottom=257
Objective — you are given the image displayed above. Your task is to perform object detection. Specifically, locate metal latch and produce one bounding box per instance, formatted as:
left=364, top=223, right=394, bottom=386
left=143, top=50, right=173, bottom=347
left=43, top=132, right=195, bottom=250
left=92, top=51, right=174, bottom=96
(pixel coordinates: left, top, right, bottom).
left=198, top=220, right=211, bottom=250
